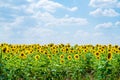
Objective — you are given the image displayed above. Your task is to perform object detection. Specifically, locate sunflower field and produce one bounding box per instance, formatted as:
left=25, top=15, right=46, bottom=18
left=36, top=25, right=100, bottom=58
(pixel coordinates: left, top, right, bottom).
left=0, top=43, right=120, bottom=80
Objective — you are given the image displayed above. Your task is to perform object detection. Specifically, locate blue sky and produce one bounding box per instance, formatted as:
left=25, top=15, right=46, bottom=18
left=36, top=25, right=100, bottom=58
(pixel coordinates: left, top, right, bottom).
left=0, top=0, right=120, bottom=45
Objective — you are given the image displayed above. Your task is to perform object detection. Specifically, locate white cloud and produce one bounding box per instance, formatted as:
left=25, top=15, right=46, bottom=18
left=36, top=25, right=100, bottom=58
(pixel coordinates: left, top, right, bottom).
left=67, top=7, right=78, bottom=12
left=46, top=17, right=88, bottom=27
left=73, top=30, right=105, bottom=45
left=0, top=26, right=12, bottom=41
left=0, top=16, right=24, bottom=29
left=33, top=12, right=54, bottom=22
left=64, top=31, right=70, bottom=34
left=95, top=22, right=113, bottom=29
left=32, top=11, right=88, bottom=27
left=93, top=32, right=103, bottom=36
left=115, top=21, right=120, bottom=26
left=24, top=0, right=83, bottom=27
left=27, top=0, right=34, bottom=3
left=36, top=0, right=63, bottom=12
left=89, top=0, right=119, bottom=8
left=0, top=1, right=26, bottom=11
left=74, top=30, right=89, bottom=38
left=89, top=0, right=120, bottom=17
left=95, top=21, right=120, bottom=30
left=0, top=2, right=10, bottom=7
left=64, top=14, right=69, bottom=18
left=23, top=26, right=56, bottom=38
left=117, top=2, right=120, bottom=8
left=74, top=30, right=103, bottom=38
left=0, top=16, right=25, bottom=41
left=0, top=0, right=83, bottom=28
left=26, top=0, right=78, bottom=13
left=90, top=8, right=119, bottom=17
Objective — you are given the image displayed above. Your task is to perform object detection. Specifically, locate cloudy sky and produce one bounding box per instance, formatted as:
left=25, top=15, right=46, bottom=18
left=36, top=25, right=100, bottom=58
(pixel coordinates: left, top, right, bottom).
left=0, top=0, right=120, bottom=45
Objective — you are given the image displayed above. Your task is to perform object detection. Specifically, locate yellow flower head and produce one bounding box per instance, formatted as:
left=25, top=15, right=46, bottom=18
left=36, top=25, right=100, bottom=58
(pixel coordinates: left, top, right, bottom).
left=96, top=56, right=100, bottom=60
left=19, top=52, right=27, bottom=59
left=107, top=52, right=112, bottom=61
left=47, top=54, right=51, bottom=59
left=60, top=54, right=64, bottom=59
left=2, top=46, right=8, bottom=53
left=35, top=55, right=40, bottom=60
left=67, top=55, right=72, bottom=60
left=60, top=59, right=65, bottom=64
left=44, top=51, right=48, bottom=55
left=95, top=51, right=100, bottom=57
left=118, top=47, right=120, bottom=51
left=74, top=54, right=79, bottom=60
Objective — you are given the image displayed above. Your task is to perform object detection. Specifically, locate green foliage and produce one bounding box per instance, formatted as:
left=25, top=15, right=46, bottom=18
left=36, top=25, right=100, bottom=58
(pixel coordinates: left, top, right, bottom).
left=0, top=43, right=120, bottom=80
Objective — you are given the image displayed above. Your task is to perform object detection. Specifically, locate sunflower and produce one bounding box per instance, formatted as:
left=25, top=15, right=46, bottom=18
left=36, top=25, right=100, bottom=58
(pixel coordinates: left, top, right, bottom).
left=67, top=55, right=72, bottom=60
left=60, top=59, right=65, bottom=64
left=96, top=56, right=100, bottom=60
left=92, top=50, right=96, bottom=54
left=47, top=54, right=51, bottom=59
left=2, top=47, right=7, bottom=53
left=77, top=50, right=82, bottom=54
left=6, top=49, right=10, bottom=53
left=51, top=46, right=56, bottom=50
left=48, top=43, right=54, bottom=47
left=55, top=50, right=59, bottom=54
left=108, top=44, right=112, bottom=48
left=74, top=54, right=79, bottom=60
left=115, top=50, right=119, bottom=54
left=60, top=54, right=64, bottom=59
left=52, top=49, right=58, bottom=54
left=95, top=51, right=100, bottom=57
left=100, top=49, right=105, bottom=53
left=84, top=49, right=88, bottom=53
left=60, top=47, right=66, bottom=53
left=43, top=51, right=48, bottom=55
left=107, top=52, right=112, bottom=61
left=26, top=50, right=31, bottom=54
left=118, top=47, right=120, bottom=51
left=19, top=52, right=27, bottom=59
left=40, top=50, right=44, bottom=54
left=92, top=46, right=95, bottom=50
left=114, top=45, right=118, bottom=49
left=35, top=55, right=40, bottom=61
left=108, top=49, right=112, bottom=52
left=58, top=44, right=64, bottom=48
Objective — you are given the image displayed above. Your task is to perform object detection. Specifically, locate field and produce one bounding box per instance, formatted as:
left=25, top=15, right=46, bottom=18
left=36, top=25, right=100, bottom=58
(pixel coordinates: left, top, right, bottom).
left=0, top=43, right=120, bottom=80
